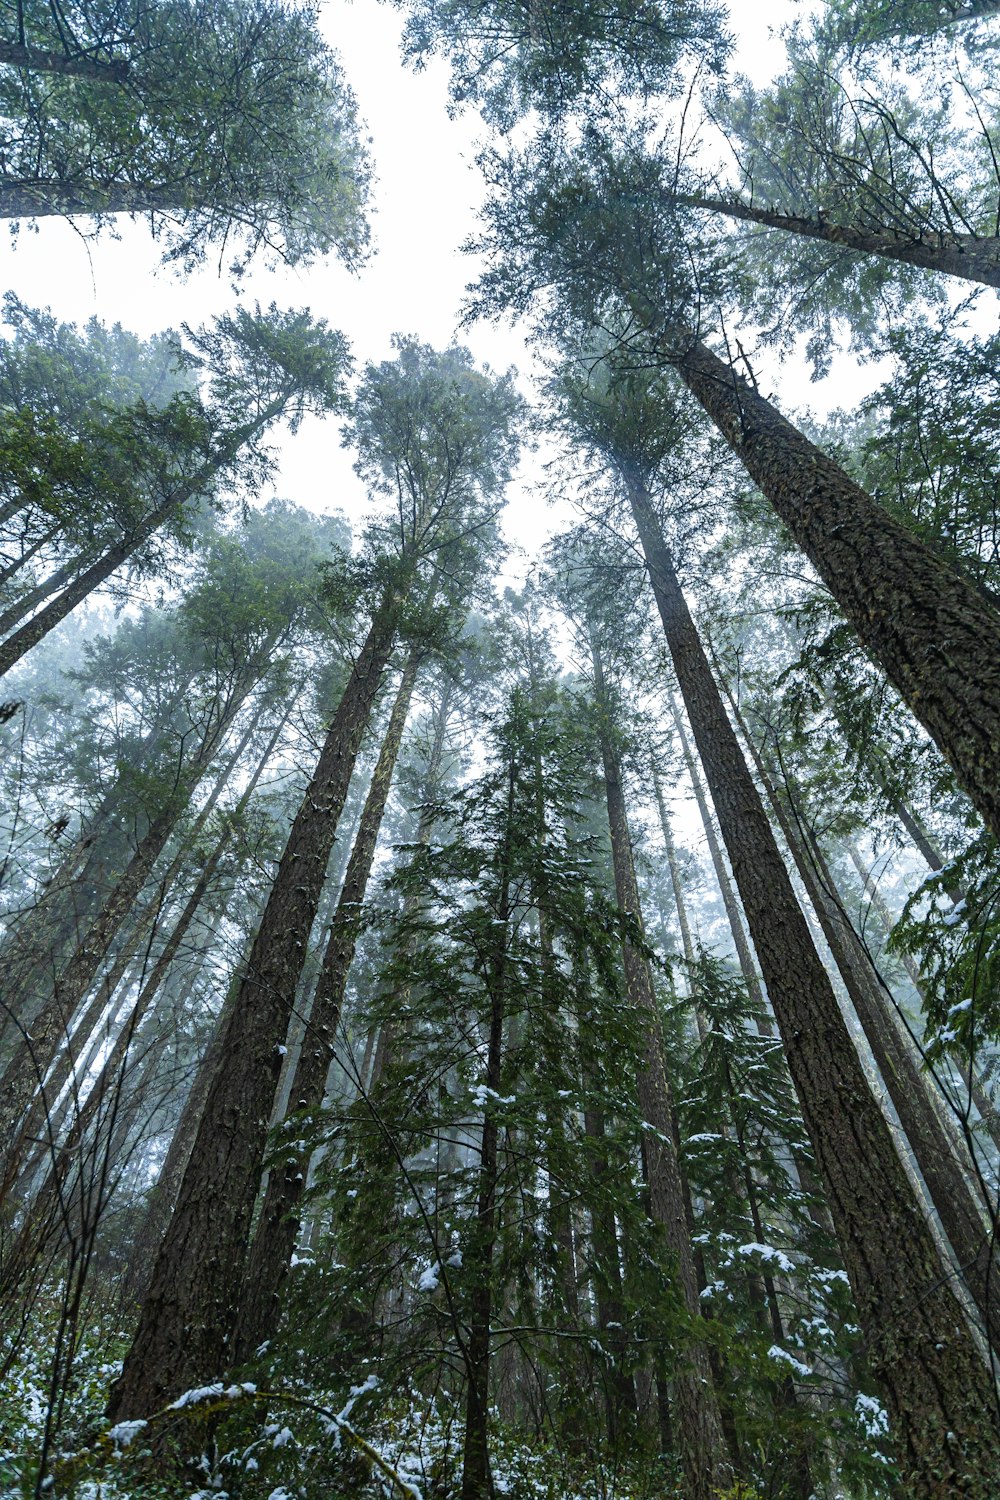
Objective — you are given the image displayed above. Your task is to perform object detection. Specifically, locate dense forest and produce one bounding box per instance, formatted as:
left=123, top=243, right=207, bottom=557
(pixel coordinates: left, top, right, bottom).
left=1, top=0, right=1000, bottom=1496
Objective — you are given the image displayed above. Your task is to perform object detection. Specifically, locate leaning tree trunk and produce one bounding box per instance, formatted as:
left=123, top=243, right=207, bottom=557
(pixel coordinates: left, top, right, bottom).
left=0, top=553, right=82, bottom=638
left=627, top=481, right=1000, bottom=1491
left=591, top=635, right=733, bottom=1500
left=668, top=338, right=1000, bottom=843
left=107, top=602, right=400, bottom=1419
left=844, top=840, right=1000, bottom=1157
left=668, top=699, right=768, bottom=1013
left=0, top=670, right=203, bottom=1058
left=20, top=705, right=271, bottom=1156
left=0, top=398, right=287, bottom=680
left=234, top=655, right=419, bottom=1358
left=0, top=41, right=129, bottom=80
left=0, top=677, right=267, bottom=1190
left=675, top=191, right=1000, bottom=288
left=733, top=703, right=1000, bottom=1354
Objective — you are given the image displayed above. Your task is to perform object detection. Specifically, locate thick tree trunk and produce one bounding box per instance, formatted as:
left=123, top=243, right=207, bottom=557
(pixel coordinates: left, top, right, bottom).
left=591, top=637, right=733, bottom=1500
left=108, top=605, right=398, bottom=1418
left=738, top=719, right=1000, bottom=1353
left=235, top=657, right=418, bottom=1357
left=0, top=181, right=204, bottom=221
left=628, top=483, right=1000, bottom=1490
left=671, top=338, right=1000, bottom=842
left=676, top=191, right=1000, bottom=288
left=0, top=553, right=80, bottom=638
left=124, top=959, right=239, bottom=1304
left=669, top=698, right=768, bottom=1013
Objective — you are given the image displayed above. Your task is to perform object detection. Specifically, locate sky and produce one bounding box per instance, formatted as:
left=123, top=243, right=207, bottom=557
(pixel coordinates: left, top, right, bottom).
left=0, top=0, right=878, bottom=589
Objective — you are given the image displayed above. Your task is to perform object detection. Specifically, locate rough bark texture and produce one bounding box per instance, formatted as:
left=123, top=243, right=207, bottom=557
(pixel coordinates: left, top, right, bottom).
left=677, top=192, right=1000, bottom=288
left=592, top=638, right=733, bottom=1500
left=674, top=338, right=1000, bottom=843
left=669, top=698, right=768, bottom=1013
left=629, top=483, right=1000, bottom=1492
left=742, top=725, right=1000, bottom=1353
left=107, top=608, right=397, bottom=1418
left=235, top=657, right=418, bottom=1357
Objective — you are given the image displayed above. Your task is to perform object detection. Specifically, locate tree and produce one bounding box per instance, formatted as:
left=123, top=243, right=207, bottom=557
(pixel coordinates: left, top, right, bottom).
left=0, top=305, right=351, bottom=680
left=0, top=0, right=371, bottom=273
left=108, top=339, right=522, bottom=1419
left=471, top=134, right=1000, bottom=843
left=388, top=0, right=728, bottom=127
left=539, top=363, right=1000, bottom=1492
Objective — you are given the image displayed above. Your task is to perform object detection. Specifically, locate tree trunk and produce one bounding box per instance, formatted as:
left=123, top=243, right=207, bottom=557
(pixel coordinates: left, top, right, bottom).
left=234, top=656, right=418, bottom=1358
left=675, top=191, right=1000, bottom=288
left=22, top=706, right=270, bottom=1147
left=668, top=698, right=768, bottom=1013
left=460, top=747, right=515, bottom=1500
left=627, top=482, right=1000, bottom=1491
left=0, top=521, right=62, bottom=588
left=671, top=338, right=1000, bottom=842
left=649, top=759, right=697, bottom=969
left=0, top=41, right=129, bottom=80
left=0, top=400, right=286, bottom=680
left=0, top=553, right=80, bottom=638
left=0, top=679, right=264, bottom=1185
left=0, top=672, right=201, bottom=1055
left=107, top=604, right=399, bottom=1418
left=591, top=635, right=733, bottom=1500
left=845, top=840, right=1000, bottom=1159
left=730, top=701, right=1000, bottom=1349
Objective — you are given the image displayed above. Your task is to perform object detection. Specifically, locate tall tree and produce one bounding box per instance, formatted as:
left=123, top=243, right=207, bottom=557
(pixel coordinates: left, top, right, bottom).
left=0, top=306, right=351, bottom=680
left=541, top=368, right=1000, bottom=1492
left=0, top=0, right=370, bottom=272
left=472, top=138, right=1000, bottom=842
left=108, top=339, right=522, bottom=1418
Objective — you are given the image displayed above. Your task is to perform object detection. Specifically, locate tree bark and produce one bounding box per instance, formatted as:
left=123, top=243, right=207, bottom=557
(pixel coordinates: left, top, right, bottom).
left=234, top=656, right=418, bottom=1358
left=0, top=41, right=129, bottom=81
left=675, top=191, right=1000, bottom=288
left=591, top=635, right=733, bottom=1500
left=671, top=337, right=1000, bottom=843
left=668, top=698, right=767, bottom=1013
left=107, top=604, right=399, bottom=1418
left=0, top=398, right=287, bottom=681
left=736, top=711, right=1000, bottom=1354
left=627, top=481, right=1000, bottom=1491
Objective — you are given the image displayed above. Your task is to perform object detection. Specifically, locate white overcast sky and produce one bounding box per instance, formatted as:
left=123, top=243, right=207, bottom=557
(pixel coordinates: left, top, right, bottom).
left=0, top=0, right=871, bottom=583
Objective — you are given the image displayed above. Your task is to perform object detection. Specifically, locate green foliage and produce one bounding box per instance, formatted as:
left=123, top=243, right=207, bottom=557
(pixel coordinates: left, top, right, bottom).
left=390, top=0, right=729, bottom=127
left=0, top=0, right=372, bottom=273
